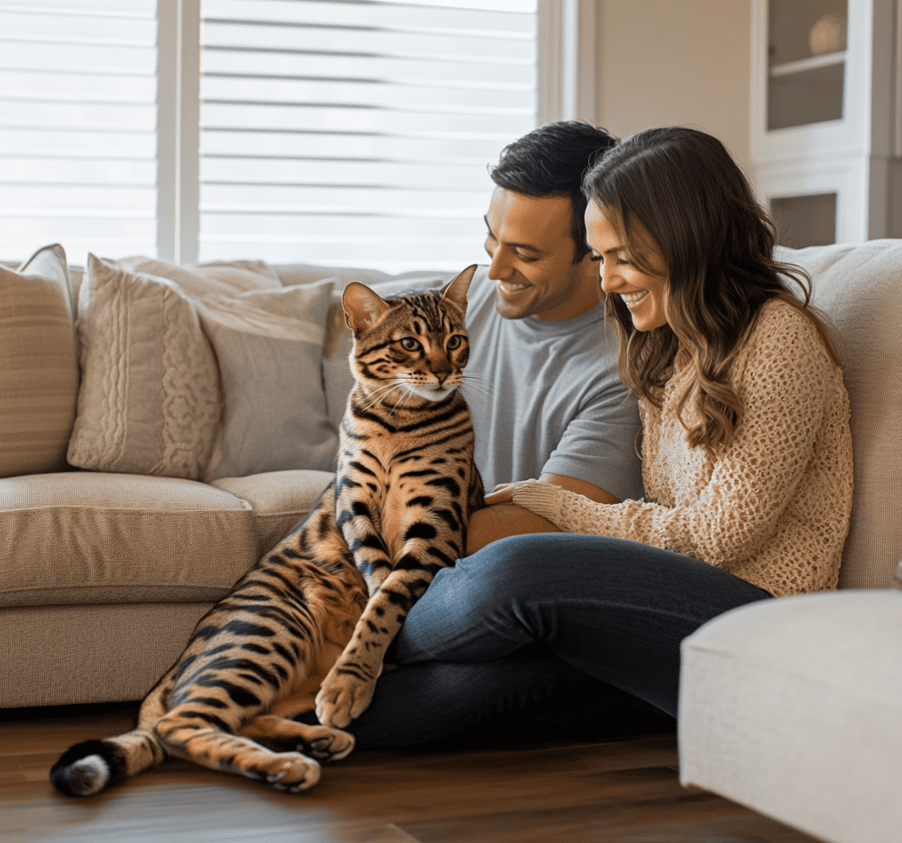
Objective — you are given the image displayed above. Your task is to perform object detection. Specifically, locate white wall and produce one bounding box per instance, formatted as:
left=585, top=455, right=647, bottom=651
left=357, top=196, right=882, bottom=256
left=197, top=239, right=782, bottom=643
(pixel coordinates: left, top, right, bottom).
left=594, top=0, right=752, bottom=177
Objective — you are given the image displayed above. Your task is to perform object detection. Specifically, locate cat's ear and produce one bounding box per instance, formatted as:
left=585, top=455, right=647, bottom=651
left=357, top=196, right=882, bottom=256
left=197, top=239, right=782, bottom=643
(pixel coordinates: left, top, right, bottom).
left=441, top=264, right=477, bottom=314
left=342, top=282, right=392, bottom=331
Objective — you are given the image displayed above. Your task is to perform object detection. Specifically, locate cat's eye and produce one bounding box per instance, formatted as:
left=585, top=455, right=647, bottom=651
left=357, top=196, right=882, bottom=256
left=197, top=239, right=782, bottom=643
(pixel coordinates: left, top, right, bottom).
left=399, top=337, right=420, bottom=351
left=447, top=335, right=463, bottom=351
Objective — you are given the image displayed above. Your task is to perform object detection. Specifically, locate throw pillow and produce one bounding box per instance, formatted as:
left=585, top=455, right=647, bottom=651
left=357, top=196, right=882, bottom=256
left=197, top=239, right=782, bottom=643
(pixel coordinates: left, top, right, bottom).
left=0, top=244, right=79, bottom=477
left=198, top=281, right=337, bottom=481
left=777, top=240, right=902, bottom=589
left=116, top=256, right=282, bottom=298
left=67, top=254, right=221, bottom=479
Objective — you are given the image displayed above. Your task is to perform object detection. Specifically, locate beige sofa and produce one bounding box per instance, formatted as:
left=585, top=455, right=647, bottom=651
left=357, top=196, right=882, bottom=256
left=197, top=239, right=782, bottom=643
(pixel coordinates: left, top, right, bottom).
left=1, top=239, right=899, bottom=720
left=0, top=245, right=446, bottom=709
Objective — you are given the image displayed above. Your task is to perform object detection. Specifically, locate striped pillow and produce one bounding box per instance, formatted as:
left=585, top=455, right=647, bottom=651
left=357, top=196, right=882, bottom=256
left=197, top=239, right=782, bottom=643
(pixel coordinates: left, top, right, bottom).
left=0, top=244, right=79, bottom=477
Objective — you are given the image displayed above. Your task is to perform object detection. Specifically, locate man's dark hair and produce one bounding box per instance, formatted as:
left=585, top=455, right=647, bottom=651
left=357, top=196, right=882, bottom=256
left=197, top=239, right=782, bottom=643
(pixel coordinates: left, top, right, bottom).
left=489, top=121, right=619, bottom=262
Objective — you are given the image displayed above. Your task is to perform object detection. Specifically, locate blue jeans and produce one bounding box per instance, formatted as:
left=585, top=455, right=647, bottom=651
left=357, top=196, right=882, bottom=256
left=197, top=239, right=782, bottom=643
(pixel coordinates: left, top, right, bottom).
left=346, top=534, right=773, bottom=749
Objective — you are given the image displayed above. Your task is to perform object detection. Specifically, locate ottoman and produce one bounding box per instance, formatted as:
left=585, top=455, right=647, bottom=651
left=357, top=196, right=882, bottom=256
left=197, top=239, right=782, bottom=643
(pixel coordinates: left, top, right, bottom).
left=678, top=570, right=902, bottom=843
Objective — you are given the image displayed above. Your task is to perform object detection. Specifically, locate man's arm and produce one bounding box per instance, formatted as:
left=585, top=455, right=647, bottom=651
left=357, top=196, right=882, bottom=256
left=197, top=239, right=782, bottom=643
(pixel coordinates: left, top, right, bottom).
left=465, top=473, right=618, bottom=554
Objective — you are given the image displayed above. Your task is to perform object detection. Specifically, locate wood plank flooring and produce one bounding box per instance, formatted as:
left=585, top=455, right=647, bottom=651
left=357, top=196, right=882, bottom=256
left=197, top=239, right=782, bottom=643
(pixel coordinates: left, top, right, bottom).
left=0, top=703, right=824, bottom=843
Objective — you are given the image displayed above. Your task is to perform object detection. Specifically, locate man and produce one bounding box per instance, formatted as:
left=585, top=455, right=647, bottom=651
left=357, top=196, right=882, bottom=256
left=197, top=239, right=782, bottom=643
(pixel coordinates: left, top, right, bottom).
left=463, top=121, right=644, bottom=552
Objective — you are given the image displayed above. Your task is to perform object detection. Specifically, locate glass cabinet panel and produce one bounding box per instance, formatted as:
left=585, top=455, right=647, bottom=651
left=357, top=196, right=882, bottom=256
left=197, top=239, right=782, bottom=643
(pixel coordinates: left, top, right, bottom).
left=767, top=0, right=847, bottom=130
left=770, top=193, right=838, bottom=247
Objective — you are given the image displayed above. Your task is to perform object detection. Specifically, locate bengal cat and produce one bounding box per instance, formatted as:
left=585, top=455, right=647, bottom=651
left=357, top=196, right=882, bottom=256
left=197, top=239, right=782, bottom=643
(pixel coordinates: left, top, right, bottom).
left=50, top=265, right=484, bottom=796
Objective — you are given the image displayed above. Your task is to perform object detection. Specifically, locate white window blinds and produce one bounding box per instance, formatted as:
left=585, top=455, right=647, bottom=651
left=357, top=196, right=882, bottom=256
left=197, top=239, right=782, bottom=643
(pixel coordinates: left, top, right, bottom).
left=0, top=0, right=158, bottom=262
left=1, top=0, right=539, bottom=272
left=198, top=0, right=537, bottom=272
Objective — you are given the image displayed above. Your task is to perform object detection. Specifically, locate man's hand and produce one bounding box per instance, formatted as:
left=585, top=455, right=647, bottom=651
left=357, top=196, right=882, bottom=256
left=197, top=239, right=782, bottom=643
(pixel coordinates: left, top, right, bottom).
left=466, top=473, right=618, bottom=554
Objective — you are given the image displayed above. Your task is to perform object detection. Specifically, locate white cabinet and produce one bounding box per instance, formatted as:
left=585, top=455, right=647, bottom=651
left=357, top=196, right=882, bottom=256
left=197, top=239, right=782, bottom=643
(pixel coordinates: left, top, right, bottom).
left=750, top=0, right=901, bottom=246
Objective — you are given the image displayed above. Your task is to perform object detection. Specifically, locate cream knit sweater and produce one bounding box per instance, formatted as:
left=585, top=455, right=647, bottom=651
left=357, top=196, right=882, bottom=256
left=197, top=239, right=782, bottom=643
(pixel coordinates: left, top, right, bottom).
left=513, top=299, right=854, bottom=597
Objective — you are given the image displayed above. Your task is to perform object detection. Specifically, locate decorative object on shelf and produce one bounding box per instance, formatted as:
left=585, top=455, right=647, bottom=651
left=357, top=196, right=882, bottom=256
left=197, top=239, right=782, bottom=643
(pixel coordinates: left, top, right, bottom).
left=809, top=13, right=847, bottom=56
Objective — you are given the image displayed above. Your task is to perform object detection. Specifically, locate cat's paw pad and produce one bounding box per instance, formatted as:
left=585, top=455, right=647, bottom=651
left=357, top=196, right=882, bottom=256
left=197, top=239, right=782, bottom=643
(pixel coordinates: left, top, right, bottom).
left=315, top=672, right=375, bottom=729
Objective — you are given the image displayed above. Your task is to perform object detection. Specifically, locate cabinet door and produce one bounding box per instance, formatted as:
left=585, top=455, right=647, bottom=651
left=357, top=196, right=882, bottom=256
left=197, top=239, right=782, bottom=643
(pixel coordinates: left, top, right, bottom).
left=766, top=0, right=847, bottom=132
left=750, top=0, right=893, bottom=162
left=756, top=156, right=871, bottom=245
left=750, top=0, right=901, bottom=244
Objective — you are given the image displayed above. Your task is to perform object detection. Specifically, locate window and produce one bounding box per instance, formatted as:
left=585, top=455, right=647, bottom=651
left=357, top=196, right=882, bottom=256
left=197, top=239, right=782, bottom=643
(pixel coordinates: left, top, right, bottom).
left=0, top=1, right=158, bottom=263
left=1, top=0, right=591, bottom=272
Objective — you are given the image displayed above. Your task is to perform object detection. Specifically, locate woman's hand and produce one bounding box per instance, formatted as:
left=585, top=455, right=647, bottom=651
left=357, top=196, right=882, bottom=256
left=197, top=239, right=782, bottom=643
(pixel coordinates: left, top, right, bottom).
left=483, top=479, right=542, bottom=506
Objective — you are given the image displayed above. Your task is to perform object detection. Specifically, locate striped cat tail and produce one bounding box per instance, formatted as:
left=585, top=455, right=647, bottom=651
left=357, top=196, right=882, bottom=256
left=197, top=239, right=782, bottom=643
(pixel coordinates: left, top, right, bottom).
left=50, top=727, right=166, bottom=797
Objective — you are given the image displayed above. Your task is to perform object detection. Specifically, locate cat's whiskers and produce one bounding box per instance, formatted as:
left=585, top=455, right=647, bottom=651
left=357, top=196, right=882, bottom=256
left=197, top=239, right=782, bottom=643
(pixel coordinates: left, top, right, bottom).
left=387, top=381, right=419, bottom=417
left=359, top=382, right=400, bottom=413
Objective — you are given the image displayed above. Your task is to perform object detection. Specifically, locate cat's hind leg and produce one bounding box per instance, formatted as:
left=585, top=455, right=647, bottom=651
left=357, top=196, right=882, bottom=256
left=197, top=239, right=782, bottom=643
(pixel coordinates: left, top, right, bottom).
left=240, top=670, right=355, bottom=763
left=240, top=713, right=355, bottom=763
left=153, top=705, right=323, bottom=792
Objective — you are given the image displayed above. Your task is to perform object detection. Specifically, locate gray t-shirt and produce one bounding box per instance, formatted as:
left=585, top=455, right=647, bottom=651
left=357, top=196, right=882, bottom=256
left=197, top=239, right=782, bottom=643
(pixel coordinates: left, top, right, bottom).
left=465, top=265, right=644, bottom=502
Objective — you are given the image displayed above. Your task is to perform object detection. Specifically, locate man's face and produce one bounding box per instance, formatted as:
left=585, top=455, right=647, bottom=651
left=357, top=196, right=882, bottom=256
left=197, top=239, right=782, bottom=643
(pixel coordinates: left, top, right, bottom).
left=483, top=187, right=601, bottom=321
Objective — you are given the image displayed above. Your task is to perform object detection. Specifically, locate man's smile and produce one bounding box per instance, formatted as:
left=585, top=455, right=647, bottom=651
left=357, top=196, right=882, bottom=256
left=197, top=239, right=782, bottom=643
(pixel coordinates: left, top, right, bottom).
left=498, top=279, right=531, bottom=295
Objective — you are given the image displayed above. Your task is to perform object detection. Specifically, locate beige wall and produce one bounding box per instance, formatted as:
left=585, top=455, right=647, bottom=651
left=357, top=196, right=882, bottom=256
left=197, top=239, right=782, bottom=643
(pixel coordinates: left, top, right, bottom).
left=595, top=0, right=752, bottom=176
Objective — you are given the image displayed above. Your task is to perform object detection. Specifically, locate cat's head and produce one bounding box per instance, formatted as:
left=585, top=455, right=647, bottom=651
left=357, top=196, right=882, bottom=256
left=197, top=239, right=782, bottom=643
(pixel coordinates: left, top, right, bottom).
left=342, top=265, right=476, bottom=405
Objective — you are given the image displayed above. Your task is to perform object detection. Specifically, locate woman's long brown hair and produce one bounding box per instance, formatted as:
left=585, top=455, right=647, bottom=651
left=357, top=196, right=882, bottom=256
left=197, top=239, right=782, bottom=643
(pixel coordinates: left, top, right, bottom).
left=582, top=126, right=841, bottom=453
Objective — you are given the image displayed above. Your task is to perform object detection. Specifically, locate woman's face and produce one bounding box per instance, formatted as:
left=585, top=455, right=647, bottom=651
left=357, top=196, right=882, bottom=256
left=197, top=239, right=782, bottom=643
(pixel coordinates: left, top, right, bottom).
left=584, top=201, right=669, bottom=332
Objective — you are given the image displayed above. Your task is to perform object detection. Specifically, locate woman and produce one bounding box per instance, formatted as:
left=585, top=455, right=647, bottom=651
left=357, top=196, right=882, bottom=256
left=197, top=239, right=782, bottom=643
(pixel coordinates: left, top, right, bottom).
left=345, top=127, right=853, bottom=746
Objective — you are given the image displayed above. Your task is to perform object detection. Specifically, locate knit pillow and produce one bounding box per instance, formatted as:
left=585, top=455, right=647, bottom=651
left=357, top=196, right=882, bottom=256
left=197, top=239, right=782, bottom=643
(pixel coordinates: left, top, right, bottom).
left=67, top=254, right=221, bottom=480
left=0, top=244, right=79, bottom=477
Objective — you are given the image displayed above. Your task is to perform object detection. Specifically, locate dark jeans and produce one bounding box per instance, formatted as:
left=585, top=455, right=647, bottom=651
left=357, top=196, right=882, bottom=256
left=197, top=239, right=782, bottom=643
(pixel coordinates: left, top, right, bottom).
left=344, top=534, right=773, bottom=749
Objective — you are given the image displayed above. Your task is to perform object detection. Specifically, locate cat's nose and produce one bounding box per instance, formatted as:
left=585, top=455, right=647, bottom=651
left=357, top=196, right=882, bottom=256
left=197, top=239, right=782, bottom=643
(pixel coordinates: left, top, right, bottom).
left=432, top=369, right=453, bottom=388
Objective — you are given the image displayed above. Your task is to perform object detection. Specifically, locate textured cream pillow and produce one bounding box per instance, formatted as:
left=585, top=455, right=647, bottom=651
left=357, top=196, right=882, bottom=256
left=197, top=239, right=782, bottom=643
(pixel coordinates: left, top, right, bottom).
left=116, top=256, right=282, bottom=298
left=67, top=254, right=221, bottom=479
left=0, top=244, right=79, bottom=477
left=777, top=241, right=902, bottom=589
left=199, top=281, right=337, bottom=480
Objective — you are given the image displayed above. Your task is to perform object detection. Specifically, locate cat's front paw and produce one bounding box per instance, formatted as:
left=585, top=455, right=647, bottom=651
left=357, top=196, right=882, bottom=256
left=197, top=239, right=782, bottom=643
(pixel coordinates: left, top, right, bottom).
left=315, top=669, right=376, bottom=729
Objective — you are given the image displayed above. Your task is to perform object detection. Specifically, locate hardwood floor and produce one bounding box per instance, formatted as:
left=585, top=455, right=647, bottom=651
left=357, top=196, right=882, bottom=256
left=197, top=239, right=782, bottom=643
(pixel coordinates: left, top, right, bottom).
left=0, top=703, right=823, bottom=843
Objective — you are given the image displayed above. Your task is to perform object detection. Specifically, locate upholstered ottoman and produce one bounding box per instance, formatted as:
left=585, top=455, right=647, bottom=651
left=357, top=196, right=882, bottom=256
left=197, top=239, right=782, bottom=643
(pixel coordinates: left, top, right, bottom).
left=678, top=572, right=902, bottom=843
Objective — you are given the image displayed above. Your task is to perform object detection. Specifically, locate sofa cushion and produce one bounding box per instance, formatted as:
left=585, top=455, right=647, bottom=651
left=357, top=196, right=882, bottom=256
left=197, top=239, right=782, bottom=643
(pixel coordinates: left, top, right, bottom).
left=67, top=254, right=222, bottom=480
left=211, top=469, right=334, bottom=554
left=778, top=241, right=902, bottom=588
left=66, top=256, right=283, bottom=317
left=198, top=281, right=337, bottom=480
left=116, top=256, right=282, bottom=298
left=0, top=472, right=258, bottom=608
left=0, top=244, right=79, bottom=478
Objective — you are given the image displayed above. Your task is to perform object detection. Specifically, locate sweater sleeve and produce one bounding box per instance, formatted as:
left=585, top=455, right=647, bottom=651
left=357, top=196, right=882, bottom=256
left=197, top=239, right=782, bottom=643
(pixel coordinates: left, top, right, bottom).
left=513, top=306, right=833, bottom=568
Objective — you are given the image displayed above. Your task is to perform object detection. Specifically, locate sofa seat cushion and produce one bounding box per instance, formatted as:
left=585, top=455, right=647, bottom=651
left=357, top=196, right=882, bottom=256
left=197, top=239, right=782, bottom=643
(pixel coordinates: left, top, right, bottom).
left=679, top=590, right=902, bottom=843
left=0, top=472, right=258, bottom=608
left=211, top=469, right=334, bottom=554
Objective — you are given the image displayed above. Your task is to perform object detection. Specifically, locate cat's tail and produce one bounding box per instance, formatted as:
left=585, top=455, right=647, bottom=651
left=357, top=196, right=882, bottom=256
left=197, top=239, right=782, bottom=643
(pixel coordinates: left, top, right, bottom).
left=50, top=727, right=166, bottom=797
